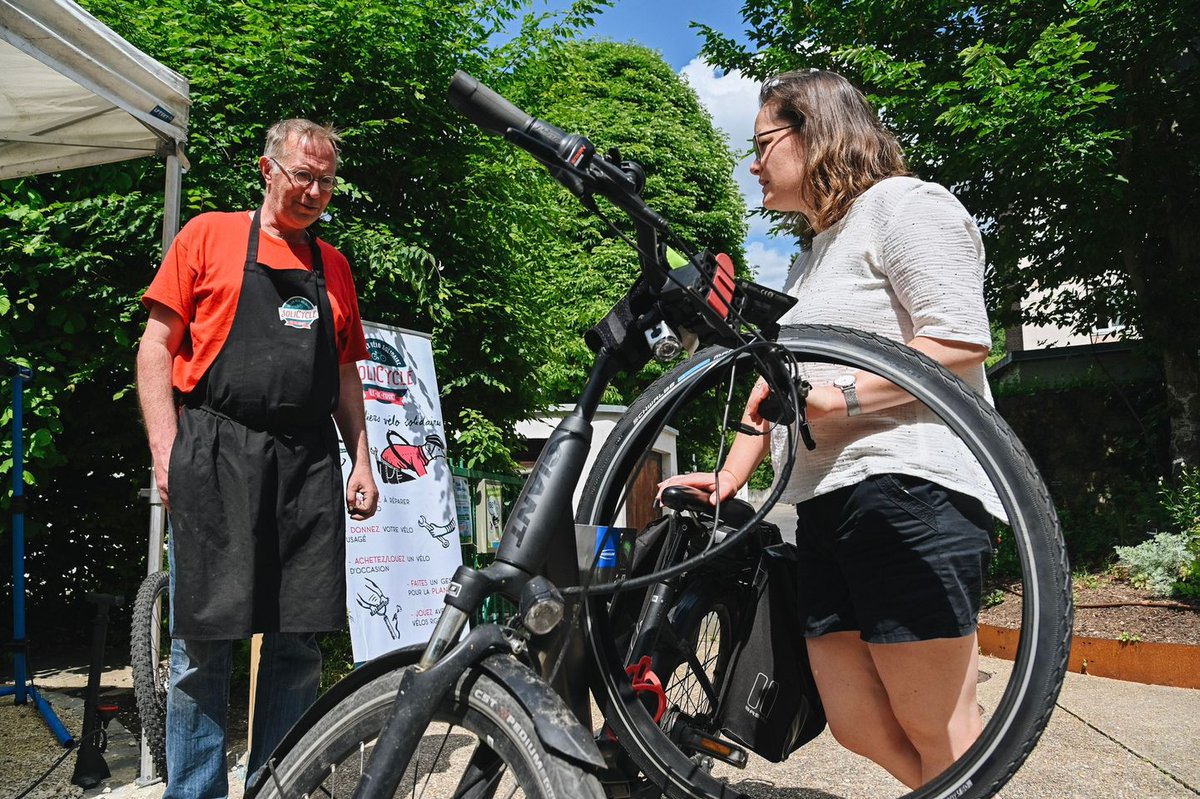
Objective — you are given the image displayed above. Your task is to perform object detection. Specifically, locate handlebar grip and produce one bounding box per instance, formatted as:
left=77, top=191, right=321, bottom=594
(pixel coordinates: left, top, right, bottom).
left=448, top=71, right=532, bottom=136
left=758, top=393, right=794, bottom=425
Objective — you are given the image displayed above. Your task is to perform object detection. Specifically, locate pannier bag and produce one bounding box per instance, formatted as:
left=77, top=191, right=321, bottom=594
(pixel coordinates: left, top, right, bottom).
left=716, top=542, right=826, bottom=762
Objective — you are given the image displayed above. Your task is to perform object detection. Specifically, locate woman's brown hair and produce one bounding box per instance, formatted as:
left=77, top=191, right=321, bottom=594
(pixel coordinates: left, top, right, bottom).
left=759, top=71, right=908, bottom=246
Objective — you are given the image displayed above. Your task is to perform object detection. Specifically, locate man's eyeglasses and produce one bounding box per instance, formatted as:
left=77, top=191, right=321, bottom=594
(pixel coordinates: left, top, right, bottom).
left=269, top=156, right=338, bottom=192
left=753, top=120, right=804, bottom=160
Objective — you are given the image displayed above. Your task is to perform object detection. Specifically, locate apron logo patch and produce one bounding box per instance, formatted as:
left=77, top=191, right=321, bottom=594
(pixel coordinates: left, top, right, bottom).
left=279, top=297, right=319, bottom=329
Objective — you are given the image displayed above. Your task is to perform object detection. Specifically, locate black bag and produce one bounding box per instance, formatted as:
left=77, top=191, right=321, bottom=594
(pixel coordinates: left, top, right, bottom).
left=716, top=542, right=826, bottom=762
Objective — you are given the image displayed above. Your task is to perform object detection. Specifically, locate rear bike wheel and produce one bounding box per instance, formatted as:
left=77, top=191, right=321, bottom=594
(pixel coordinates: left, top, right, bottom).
left=578, top=324, right=1072, bottom=799
left=130, top=569, right=170, bottom=780
left=652, top=580, right=740, bottom=726
left=254, top=658, right=605, bottom=799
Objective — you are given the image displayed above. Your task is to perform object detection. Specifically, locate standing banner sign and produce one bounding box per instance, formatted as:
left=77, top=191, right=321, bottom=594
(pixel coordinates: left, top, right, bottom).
left=340, top=321, right=462, bottom=662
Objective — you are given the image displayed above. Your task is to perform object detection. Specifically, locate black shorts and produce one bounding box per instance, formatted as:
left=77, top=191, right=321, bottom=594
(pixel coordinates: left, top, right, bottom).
left=794, top=473, right=994, bottom=644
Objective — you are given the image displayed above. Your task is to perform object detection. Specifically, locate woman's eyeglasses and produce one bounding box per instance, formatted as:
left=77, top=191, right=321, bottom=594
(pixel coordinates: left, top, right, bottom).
left=753, top=121, right=804, bottom=160
left=269, top=156, right=338, bottom=192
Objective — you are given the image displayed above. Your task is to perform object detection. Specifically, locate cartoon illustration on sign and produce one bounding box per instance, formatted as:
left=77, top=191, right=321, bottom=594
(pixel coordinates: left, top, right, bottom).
left=418, top=515, right=456, bottom=548
left=376, top=430, right=446, bottom=485
left=355, top=578, right=401, bottom=640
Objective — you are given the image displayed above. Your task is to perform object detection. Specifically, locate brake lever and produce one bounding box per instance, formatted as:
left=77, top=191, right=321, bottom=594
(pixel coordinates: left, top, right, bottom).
left=729, top=376, right=816, bottom=451
left=505, top=128, right=591, bottom=196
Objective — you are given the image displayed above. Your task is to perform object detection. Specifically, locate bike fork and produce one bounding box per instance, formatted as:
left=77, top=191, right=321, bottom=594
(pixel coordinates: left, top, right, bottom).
left=352, top=622, right=505, bottom=799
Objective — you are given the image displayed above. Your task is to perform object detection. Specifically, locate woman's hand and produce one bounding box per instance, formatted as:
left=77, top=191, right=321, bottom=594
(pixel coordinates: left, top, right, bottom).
left=801, top=384, right=842, bottom=420
left=745, top=378, right=772, bottom=424
left=656, top=469, right=742, bottom=507
left=751, top=375, right=843, bottom=422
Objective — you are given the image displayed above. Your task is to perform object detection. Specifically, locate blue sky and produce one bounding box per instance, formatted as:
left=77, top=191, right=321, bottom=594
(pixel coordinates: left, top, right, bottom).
left=525, top=1, right=795, bottom=289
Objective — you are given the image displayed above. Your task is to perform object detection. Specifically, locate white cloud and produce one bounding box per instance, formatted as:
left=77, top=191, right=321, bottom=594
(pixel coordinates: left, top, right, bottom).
left=678, top=58, right=763, bottom=219
left=745, top=240, right=794, bottom=291
left=679, top=58, right=759, bottom=148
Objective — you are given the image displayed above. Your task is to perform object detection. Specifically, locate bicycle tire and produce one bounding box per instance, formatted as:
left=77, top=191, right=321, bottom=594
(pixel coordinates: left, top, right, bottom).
left=577, top=324, right=1072, bottom=799
left=130, top=569, right=170, bottom=780
left=254, top=658, right=606, bottom=799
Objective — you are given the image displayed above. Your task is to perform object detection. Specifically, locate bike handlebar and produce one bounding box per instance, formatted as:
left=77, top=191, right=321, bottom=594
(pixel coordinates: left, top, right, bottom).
left=448, top=71, right=532, bottom=137
left=449, top=71, right=667, bottom=232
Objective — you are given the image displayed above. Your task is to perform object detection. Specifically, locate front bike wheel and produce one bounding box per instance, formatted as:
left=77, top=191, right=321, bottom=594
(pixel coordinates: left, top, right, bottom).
left=578, top=324, right=1072, bottom=799
left=130, top=569, right=170, bottom=780
left=255, top=659, right=605, bottom=799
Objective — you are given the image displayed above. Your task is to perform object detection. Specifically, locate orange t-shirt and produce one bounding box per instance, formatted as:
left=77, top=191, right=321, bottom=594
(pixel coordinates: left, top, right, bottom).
left=143, top=211, right=369, bottom=395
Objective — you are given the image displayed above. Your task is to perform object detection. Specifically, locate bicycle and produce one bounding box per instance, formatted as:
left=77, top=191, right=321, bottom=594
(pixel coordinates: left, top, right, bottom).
left=240, top=71, right=1072, bottom=799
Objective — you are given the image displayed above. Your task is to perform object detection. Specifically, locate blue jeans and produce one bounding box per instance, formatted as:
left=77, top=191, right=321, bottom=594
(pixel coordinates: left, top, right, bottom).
left=164, top=633, right=322, bottom=798
left=164, top=526, right=325, bottom=797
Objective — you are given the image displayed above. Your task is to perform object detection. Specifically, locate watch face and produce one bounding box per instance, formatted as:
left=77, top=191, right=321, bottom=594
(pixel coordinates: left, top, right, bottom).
left=834, top=375, right=855, bottom=389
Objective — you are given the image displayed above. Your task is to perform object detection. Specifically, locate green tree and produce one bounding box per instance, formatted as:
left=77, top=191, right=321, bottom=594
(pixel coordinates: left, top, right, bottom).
left=698, top=0, right=1200, bottom=470
left=0, top=0, right=587, bottom=625
left=498, top=39, right=749, bottom=405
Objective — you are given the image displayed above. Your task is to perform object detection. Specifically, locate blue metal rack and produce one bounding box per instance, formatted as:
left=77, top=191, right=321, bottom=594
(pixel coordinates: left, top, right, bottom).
left=2, top=360, right=73, bottom=746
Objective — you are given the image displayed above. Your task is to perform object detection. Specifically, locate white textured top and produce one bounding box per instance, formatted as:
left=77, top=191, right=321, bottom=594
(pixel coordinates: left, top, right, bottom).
left=769, top=176, right=1004, bottom=518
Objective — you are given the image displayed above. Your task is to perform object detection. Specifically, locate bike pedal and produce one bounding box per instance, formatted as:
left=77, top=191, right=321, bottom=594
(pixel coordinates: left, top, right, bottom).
left=675, top=727, right=748, bottom=768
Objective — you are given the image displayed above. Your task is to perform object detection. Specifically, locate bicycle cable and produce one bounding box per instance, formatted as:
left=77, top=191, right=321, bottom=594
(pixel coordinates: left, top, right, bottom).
left=562, top=339, right=801, bottom=599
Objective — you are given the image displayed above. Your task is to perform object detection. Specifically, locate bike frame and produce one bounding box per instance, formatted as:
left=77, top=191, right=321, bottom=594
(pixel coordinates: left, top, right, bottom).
left=349, top=227, right=667, bottom=799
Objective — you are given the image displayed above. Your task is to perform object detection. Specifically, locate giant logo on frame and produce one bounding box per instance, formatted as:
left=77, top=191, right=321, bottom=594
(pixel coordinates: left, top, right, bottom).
left=360, top=338, right=414, bottom=405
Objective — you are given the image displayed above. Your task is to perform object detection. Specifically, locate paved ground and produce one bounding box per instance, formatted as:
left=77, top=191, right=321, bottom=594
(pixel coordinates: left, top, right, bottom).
left=4, top=500, right=1196, bottom=798
left=6, top=660, right=1197, bottom=799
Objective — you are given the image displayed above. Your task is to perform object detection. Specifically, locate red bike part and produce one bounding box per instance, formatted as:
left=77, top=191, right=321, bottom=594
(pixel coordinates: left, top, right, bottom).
left=707, top=253, right=736, bottom=319
left=626, top=655, right=667, bottom=723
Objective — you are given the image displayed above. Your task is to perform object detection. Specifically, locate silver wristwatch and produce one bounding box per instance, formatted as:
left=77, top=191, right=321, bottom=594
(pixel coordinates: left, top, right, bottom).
left=833, top=374, right=861, bottom=417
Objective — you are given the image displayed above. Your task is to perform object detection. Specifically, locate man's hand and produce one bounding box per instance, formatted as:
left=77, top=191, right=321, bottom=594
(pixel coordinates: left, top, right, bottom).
left=153, top=455, right=172, bottom=514
left=346, top=464, right=379, bottom=520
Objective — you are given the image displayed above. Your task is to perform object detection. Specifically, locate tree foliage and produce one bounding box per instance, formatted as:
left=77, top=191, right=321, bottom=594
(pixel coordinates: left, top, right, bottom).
left=497, top=39, right=749, bottom=405
left=0, top=1, right=746, bottom=628
left=699, top=0, right=1200, bottom=468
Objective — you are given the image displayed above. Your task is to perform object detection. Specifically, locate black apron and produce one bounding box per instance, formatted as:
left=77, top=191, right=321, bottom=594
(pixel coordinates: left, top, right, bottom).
left=168, top=209, right=344, bottom=639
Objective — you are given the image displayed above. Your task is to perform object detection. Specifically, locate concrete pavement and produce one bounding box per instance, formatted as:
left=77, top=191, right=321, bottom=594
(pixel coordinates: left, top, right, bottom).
left=8, top=498, right=1195, bottom=798
left=28, top=662, right=1194, bottom=799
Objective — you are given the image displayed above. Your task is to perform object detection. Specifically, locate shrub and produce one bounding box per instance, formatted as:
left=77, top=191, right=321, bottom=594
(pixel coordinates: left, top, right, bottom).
left=1160, top=467, right=1200, bottom=597
left=1114, top=532, right=1193, bottom=596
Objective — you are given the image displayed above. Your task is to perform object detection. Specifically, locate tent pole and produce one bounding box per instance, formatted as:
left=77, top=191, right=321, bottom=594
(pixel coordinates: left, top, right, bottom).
left=137, top=149, right=183, bottom=786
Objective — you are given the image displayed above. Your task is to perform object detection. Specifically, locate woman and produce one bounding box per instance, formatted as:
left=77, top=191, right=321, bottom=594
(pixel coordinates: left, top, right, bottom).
left=659, top=70, right=999, bottom=789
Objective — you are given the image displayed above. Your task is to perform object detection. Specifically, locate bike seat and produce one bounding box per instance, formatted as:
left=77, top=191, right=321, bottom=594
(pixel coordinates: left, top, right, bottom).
left=659, top=485, right=757, bottom=528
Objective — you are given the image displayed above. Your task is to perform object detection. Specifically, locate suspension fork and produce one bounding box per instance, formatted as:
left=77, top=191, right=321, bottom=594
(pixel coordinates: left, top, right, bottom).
left=352, top=624, right=509, bottom=799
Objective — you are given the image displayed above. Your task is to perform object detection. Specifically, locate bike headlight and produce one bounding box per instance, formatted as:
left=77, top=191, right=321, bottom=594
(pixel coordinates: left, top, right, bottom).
left=519, top=575, right=564, bottom=636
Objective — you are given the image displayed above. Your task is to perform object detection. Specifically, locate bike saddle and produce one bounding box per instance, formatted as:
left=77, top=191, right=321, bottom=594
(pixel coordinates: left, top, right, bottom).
left=659, top=485, right=757, bottom=528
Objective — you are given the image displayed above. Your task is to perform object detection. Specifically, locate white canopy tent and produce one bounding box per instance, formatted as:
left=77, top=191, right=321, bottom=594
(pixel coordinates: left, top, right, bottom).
left=1, top=0, right=187, bottom=783
left=0, top=0, right=189, bottom=247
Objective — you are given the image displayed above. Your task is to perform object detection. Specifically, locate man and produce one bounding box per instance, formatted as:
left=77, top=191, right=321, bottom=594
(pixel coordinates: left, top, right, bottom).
left=136, top=119, right=379, bottom=798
